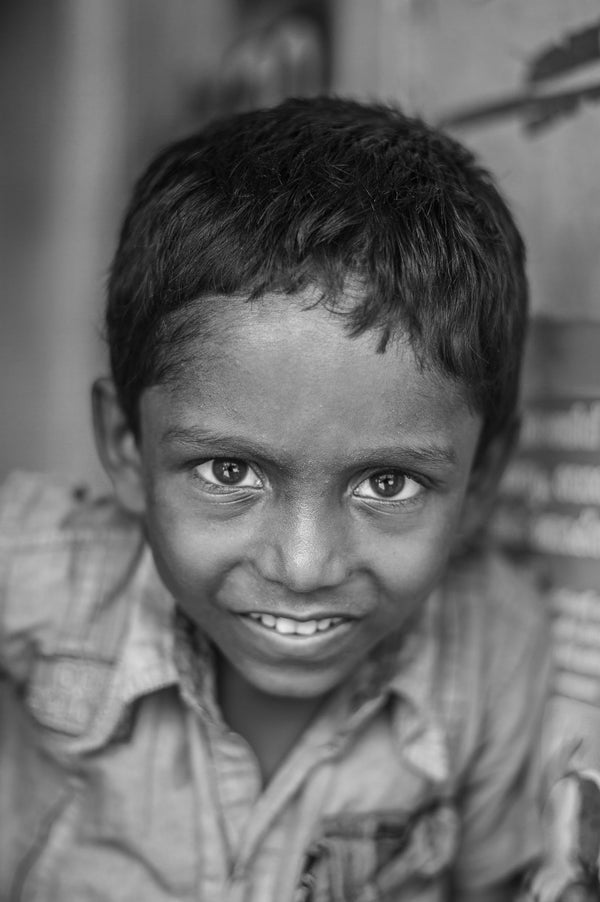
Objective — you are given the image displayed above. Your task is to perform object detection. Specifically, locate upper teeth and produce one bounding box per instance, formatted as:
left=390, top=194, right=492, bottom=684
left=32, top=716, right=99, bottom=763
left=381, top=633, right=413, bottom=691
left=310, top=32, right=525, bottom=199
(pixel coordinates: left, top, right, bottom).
left=247, top=613, right=344, bottom=636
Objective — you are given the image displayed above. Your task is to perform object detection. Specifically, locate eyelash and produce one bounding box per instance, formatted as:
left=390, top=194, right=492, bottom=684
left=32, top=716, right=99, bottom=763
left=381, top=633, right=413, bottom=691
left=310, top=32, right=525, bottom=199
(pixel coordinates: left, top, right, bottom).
left=352, top=471, right=426, bottom=507
left=191, top=458, right=427, bottom=508
left=192, top=459, right=263, bottom=494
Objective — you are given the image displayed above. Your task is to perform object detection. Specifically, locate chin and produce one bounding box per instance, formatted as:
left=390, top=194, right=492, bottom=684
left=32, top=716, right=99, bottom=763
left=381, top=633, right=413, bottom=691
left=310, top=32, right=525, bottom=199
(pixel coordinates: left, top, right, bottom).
left=242, top=661, right=351, bottom=701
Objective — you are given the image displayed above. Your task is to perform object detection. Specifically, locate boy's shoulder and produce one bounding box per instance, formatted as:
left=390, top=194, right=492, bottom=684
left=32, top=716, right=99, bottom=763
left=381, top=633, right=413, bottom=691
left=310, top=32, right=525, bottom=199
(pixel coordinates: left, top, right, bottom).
left=443, top=545, right=551, bottom=701
left=442, top=545, right=549, bottom=648
left=0, top=469, right=137, bottom=537
left=0, top=471, right=146, bottom=686
left=430, top=547, right=550, bottom=779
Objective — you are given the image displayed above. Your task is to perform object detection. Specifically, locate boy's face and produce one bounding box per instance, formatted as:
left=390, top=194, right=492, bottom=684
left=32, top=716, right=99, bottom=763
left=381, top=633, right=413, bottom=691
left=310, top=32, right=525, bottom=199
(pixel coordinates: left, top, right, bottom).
left=134, top=292, right=483, bottom=701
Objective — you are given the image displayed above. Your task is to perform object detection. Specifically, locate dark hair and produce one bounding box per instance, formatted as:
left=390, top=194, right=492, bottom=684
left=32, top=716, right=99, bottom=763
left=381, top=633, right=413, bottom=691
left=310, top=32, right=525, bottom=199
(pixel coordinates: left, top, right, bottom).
left=106, top=95, right=528, bottom=458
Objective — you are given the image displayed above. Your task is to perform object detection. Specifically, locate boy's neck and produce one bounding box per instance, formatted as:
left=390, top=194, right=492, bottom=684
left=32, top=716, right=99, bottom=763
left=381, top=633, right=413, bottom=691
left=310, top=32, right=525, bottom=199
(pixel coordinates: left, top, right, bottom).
left=216, top=655, right=328, bottom=786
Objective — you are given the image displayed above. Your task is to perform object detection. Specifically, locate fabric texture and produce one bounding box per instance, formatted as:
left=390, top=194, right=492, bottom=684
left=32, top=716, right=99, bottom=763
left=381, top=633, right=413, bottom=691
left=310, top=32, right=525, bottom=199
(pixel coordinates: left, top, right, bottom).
left=0, top=472, right=550, bottom=901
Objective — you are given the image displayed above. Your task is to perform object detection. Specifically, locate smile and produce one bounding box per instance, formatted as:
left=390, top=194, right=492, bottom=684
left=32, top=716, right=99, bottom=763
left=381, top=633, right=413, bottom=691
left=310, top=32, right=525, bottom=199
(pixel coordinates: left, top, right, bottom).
left=245, top=612, right=347, bottom=637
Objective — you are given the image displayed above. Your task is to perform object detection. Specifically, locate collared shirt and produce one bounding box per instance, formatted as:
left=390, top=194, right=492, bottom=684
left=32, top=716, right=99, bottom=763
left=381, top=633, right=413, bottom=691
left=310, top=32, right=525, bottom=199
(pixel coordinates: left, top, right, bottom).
left=0, top=472, right=550, bottom=901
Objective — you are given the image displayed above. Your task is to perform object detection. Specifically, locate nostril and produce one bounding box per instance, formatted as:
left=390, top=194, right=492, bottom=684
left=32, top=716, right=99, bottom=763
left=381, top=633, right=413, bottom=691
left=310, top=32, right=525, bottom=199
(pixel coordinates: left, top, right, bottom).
left=253, top=539, right=348, bottom=593
left=251, top=506, right=350, bottom=591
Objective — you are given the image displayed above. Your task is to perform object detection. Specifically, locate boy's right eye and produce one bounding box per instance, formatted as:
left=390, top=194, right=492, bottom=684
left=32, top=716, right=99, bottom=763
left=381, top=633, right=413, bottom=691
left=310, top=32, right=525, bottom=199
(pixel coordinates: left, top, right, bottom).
left=193, top=459, right=263, bottom=490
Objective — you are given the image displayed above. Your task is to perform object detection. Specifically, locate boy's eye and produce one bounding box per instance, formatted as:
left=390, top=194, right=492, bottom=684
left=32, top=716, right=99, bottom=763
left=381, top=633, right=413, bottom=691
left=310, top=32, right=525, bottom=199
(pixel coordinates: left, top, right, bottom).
left=194, top=459, right=262, bottom=489
left=353, top=470, right=422, bottom=503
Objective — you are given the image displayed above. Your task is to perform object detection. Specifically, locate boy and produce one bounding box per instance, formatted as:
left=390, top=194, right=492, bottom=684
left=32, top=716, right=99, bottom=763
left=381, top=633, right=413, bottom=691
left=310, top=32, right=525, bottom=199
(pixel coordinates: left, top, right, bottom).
left=0, top=97, right=550, bottom=900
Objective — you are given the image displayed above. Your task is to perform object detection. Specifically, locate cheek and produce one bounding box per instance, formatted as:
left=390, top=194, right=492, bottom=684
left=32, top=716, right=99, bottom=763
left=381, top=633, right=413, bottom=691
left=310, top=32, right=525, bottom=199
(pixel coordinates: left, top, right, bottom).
left=145, top=503, right=214, bottom=594
left=372, top=519, right=457, bottom=602
left=145, top=494, right=255, bottom=605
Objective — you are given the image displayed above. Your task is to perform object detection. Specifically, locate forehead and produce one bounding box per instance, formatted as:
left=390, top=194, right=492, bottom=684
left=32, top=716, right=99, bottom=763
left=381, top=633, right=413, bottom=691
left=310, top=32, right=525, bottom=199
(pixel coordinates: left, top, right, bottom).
left=142, top=292, right=480, bottom=461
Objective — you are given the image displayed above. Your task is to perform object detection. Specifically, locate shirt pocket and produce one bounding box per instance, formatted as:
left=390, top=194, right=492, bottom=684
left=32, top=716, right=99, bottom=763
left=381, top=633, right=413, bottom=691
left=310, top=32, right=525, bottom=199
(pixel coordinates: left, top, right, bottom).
left=294, top=802, right=458, bottom=902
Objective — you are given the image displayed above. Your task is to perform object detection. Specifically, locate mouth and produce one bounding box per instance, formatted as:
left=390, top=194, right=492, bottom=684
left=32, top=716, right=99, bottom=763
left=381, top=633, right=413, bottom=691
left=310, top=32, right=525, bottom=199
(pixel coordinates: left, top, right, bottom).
left=243, top=612, right=349, bottom=637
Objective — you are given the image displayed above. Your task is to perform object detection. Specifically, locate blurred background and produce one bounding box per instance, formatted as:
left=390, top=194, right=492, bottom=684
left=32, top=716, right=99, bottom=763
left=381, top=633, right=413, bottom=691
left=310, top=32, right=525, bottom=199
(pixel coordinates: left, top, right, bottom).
left=2, top=1, right=600, bottom=724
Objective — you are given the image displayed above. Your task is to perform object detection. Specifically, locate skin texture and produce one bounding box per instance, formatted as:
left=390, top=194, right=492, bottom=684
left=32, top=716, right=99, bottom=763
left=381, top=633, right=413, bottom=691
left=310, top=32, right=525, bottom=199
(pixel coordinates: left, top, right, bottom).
left=95, top=292, right=486, bottom=715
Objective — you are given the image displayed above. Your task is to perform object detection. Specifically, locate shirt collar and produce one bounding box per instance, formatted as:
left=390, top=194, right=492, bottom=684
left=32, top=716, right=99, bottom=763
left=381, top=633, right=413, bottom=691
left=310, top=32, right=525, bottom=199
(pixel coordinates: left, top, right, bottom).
left=389, top=589, right=451, bottom=786
left=87, top=552, right=450, bottom=786
left=341, top=588, right=451, bottom=786
left=76, top=547, right=179, bottom=753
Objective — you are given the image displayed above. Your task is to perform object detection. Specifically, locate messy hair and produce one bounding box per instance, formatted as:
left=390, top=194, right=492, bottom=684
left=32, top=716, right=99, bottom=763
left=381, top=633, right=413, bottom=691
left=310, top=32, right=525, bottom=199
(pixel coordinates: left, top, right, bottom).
left=106, top=96, right=528, bottom=457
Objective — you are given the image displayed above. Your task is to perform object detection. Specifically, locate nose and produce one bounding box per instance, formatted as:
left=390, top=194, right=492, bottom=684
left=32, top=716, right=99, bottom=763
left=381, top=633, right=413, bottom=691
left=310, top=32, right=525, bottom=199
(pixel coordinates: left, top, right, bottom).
left=254, top=499, right=350, bottom=593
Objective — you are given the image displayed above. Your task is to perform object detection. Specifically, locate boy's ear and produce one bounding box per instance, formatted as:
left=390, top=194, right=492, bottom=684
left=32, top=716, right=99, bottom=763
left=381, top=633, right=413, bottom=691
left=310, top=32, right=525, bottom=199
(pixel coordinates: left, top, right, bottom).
left=91, top=378, right=146, bottom=515
left=458, top=417, right=520, bottom=547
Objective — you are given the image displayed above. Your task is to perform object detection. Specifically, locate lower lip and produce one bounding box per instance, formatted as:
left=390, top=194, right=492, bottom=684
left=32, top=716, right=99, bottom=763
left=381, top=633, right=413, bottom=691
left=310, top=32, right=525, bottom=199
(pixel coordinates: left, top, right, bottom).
left=236, top=614, right=356, bottom=659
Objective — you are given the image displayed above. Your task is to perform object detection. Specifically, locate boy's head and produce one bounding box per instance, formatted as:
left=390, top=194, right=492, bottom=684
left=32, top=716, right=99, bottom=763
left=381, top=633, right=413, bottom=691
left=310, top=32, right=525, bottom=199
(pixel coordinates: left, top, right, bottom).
left=105, top=95, right=527, bottom=459
left=95, top=97, right=528, bottom=703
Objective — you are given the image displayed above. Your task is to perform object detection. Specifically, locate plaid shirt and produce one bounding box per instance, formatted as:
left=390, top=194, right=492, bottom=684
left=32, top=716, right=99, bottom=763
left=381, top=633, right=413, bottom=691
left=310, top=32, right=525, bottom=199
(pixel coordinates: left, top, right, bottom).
left=0, top=472, right=549, bottom=901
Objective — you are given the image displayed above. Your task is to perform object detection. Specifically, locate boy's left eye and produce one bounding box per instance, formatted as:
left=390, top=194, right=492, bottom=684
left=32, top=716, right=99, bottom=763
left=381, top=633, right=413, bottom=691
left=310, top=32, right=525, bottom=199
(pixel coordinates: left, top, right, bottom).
left=194, top=459, right=262, bottom=489
left=353, top=470, right=422, bottom=503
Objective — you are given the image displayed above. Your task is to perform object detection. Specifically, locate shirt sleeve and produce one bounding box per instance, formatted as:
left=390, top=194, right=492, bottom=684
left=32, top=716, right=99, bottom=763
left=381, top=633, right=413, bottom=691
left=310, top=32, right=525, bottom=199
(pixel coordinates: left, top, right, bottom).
left=0, top=472, right=94, bottom=684
left=0, top=472, right=45, bottom=682
left=451, top=555, right=552, bottom=892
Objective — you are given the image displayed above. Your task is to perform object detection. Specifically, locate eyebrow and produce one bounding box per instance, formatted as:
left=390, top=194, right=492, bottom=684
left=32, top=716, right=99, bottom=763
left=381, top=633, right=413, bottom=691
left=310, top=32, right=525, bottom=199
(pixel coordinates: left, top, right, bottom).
left=160, top=425, right=459, bottom=470
left=161, top=426, right=289, bottom=463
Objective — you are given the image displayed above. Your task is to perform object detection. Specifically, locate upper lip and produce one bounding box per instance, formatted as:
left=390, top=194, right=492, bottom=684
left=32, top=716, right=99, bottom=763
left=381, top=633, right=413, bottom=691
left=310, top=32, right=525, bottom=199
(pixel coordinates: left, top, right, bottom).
left=226, top=580, right=370, bottom=620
